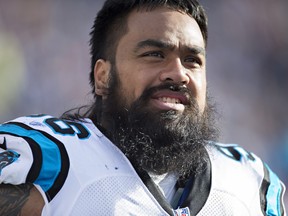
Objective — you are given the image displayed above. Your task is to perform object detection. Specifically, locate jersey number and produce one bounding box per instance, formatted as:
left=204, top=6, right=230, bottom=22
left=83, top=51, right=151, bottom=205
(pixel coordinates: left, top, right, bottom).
left=45, top=118, right=90, bottom=139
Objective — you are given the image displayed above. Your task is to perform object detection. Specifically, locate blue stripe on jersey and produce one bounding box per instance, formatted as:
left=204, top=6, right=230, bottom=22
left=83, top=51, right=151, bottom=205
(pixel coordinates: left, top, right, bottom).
left=0, top=124, right=61, bottom=192
left=265, top=164, right=284, bottom=216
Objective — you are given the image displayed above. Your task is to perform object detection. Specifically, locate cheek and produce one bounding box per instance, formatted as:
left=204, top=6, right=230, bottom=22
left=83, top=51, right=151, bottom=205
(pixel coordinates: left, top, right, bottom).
left=187, top=72, right=207, bottom=112
left=116, top=71, right=146, bottom=107
left=197, top=76, right=207, bottom=113
left=118, top=65, right=158, bottom=102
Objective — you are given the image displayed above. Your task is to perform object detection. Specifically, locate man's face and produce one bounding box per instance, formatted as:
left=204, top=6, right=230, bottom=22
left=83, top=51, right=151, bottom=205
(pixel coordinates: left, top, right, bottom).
left=114, top=7, right=207, bottom=114
left=95, top=8, right=216, bottom=176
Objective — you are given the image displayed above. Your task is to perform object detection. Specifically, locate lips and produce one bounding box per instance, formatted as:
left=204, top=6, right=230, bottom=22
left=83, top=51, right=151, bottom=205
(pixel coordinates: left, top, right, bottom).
left=150, top=90, right=190, bottom=111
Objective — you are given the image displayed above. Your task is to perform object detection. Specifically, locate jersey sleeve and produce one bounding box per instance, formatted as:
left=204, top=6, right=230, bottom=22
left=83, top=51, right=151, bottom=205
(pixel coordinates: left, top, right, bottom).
left=0, top=115, right=70, bottom=201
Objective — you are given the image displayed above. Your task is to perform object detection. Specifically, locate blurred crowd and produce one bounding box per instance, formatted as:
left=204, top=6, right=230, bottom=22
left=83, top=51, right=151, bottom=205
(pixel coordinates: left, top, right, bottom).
left=0, top=0, right=287, bottom=207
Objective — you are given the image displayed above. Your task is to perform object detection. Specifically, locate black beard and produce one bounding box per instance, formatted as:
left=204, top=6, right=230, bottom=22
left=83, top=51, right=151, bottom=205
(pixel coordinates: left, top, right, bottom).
left=102, top=82, right=219, bottom=177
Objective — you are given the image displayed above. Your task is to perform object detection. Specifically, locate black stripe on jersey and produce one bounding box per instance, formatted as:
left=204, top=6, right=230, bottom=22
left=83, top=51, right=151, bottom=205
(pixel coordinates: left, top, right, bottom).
left=3, top=122, right=70, bottom=202
left=178, top=146, right=211, bottom=215
left=138, top=170, right=175, bottom=216
left=279, top=183, right=285, bottom=216
left=260, top=164, right=270, bottom=215
left=260, top=164, right=286, bottom=216
left=24, top=137, right=44, bottom=182
left=0, top=137, right=7, bottom=150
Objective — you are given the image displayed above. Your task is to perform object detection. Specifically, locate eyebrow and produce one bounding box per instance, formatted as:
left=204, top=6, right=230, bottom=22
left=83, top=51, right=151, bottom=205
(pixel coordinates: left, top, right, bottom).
left=134, top=39, right=205, bottom=56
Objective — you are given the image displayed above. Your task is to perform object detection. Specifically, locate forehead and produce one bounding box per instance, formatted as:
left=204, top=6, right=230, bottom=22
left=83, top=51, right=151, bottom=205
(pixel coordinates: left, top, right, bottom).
left=123, top=7, right=205, bottom=49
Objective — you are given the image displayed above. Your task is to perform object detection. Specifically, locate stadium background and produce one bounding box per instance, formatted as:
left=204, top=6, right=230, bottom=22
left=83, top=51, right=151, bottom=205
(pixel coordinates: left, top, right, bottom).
left=0, top=0, right=287, bottom=208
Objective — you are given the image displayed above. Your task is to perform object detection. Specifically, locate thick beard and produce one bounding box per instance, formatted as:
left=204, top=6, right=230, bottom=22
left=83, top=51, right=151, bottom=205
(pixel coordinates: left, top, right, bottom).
left=102, top=72, right=219, bottom=177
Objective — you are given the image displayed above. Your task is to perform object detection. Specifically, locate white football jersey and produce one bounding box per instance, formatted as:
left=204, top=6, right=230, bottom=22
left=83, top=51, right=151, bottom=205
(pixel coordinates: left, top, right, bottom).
left=0, top=115, right=286, bottom=216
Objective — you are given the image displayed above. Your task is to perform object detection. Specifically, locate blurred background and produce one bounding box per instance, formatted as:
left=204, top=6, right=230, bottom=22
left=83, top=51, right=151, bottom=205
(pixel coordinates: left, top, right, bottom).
left=0, top=0, right=287, bottom=207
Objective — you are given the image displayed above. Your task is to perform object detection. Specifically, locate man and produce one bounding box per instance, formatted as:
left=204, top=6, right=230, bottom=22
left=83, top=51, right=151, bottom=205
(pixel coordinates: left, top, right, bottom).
left=0, top=0, right=286, bottom=215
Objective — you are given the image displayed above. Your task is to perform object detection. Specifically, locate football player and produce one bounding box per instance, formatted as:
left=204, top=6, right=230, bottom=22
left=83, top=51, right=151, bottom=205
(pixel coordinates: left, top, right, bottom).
left=0, top=0, right=286, bottom=215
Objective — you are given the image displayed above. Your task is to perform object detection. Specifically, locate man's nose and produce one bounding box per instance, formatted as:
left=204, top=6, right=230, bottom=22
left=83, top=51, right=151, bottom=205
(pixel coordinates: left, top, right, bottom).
left=159, top=58, right=189, bottom=85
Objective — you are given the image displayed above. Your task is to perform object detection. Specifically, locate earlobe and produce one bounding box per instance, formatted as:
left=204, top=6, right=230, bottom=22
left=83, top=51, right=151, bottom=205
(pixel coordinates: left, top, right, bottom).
left=94, top=59, right=111, bottom=97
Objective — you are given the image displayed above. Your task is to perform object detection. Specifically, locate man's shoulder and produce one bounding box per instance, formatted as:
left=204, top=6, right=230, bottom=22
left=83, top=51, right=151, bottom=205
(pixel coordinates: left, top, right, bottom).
left=0, top=114, right=96, bottom=140
left=208, top=142, right=259, bottom=163
left=206, top=141, right=284, bottom=192
left=206, top=142, right=266, bottom=179
left=0, top=114, right=106, bottom=157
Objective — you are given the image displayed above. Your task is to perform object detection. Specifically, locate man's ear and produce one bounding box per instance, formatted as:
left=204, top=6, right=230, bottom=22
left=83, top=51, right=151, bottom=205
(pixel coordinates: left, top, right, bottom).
left=94, top=59, right=111, bottom=98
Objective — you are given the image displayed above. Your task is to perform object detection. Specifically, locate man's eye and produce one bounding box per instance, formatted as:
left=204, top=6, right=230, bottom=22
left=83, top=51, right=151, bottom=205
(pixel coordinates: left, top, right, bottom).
left=142, top=51, right=164, bottom=58
left=184, top=57, right=202, bottom=67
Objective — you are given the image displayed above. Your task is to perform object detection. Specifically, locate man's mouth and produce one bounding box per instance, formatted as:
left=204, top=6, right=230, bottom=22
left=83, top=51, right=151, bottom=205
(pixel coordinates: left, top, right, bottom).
left=150, top=90, right=189, bottom=112
left=158, top=97, right=181, bottom=104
